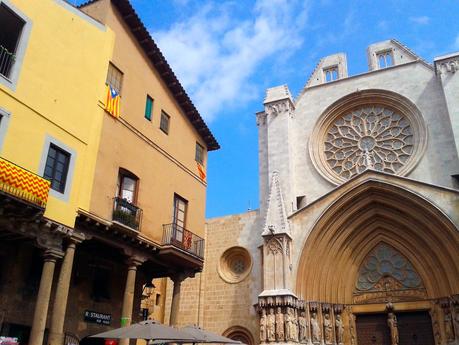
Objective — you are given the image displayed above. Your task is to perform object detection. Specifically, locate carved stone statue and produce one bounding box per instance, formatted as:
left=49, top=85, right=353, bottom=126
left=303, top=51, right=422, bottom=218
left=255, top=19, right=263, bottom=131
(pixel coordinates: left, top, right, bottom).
left=267, top=308, right=276, bottom=342
left=285, top=308, right=295, bottom=341
left=260, top=309, right=267, bottom=343
left=298, top=311, right=308, bottom=343
left=335, top=314, right=344, bottom=345
left=349, top=313, right=356, bottom=345
left=293, top=309, right=299, bottom=342
left=387, top=313, right=399, bottom=345
left=444, top=311, right=455, bottom=342
left=323, top=313, right=333, bottom=344
left=275, top=307, right=285, bottom=342
left=311, top=312, right=321, bottom=344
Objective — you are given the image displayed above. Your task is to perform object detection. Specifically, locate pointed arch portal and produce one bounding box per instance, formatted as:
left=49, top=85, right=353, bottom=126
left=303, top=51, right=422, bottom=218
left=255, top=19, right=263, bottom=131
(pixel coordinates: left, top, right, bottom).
left=295, top=179, right=459, bottom=304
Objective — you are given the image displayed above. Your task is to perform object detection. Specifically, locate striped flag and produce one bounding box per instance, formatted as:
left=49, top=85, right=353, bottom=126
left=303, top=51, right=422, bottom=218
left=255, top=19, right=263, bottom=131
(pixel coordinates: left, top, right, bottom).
left=197, top=162, right=206, bottom=181
left=105, top=84, right=121, bottom=118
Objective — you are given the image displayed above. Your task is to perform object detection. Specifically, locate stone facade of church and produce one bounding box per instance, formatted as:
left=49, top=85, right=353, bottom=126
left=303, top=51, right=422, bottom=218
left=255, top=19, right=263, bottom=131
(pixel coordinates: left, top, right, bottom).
left=176, top=40, right=459, bottom=345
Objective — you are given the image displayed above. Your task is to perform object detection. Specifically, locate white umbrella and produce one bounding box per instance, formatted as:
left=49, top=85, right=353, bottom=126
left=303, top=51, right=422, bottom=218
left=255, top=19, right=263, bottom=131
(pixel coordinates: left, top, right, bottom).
left=90, top=320, right=201, bottom=342
left=180, top=325, right=243, bottom=344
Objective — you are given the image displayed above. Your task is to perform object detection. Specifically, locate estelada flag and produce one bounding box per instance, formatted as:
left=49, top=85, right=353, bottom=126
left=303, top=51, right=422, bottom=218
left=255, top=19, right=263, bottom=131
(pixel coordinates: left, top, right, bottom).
left=197, top=162, right=206, bottom=181
left=105, top=84, right=120, bottom=118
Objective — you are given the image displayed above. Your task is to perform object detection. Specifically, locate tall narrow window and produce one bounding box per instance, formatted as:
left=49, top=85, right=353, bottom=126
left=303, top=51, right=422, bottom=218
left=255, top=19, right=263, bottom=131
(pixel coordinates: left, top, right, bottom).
left=377, top=50, right=394, bottom=69
left=106, top=62, right=123, bottom=95
left=195, top=142, right=205, bottom=164
left=145, top=95, right=153, bottom=121
left=324, top=67, right=338, bottom=82
left=43, top=144, right=71, bottom=193
left=117, top=169, right=138, bottom=204
left=0, top=4, right=25, bottom=79
left=173, top=194, right=188, bottom=241
left=160, top=111, right=170, bottom=134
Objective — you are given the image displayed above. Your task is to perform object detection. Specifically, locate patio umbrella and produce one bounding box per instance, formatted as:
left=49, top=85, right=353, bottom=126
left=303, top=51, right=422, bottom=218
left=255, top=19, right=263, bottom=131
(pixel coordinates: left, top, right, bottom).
left=90, top=320, right=201, bottom=342
left=180, top=325, right=243, bottom=344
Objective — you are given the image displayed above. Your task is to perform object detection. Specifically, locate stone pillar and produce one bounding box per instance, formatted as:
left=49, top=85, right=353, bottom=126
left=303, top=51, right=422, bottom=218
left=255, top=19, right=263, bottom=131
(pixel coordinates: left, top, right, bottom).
left=119, top=257, right=143, bottom=345
left=29, top=249, right=63, bottom=345
left=169, top=273, right=187, bottom=326
left=48, top=236, right=83, bottom=345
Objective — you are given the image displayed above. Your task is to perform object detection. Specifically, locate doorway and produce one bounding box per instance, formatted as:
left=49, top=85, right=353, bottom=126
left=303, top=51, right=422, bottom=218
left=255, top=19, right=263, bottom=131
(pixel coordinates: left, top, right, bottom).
left=356, top=313, right=390, bottom=345
left=356, top=311, right=435, bottom=345
left=398, top=311, right=434, bottom=345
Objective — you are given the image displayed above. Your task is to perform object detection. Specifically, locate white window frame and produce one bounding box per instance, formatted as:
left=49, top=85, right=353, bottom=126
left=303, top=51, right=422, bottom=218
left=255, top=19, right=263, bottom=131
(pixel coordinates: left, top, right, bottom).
left=38, top=135, right=77, bottom=202
left=0, top=106, right=12, bottom=153
left=0, top=0, right=32, bottom=91
left=377, top=50, right=394, bottom=69
left=323, top=66, right=339, bottom=83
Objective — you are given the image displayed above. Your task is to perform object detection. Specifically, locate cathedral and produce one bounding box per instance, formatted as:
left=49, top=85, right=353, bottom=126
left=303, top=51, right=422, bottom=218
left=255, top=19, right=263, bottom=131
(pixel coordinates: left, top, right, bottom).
left=181, top=40, right=459, bottom=345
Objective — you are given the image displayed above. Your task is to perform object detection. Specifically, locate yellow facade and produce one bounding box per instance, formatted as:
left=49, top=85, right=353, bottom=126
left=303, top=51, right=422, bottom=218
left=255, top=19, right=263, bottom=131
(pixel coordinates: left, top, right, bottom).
left=0, top=0, right=114, bottom=227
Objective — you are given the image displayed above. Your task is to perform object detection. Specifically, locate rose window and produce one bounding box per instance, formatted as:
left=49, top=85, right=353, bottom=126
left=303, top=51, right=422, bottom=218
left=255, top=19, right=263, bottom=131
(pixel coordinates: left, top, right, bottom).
left=324, top=106, right=415, bottom=180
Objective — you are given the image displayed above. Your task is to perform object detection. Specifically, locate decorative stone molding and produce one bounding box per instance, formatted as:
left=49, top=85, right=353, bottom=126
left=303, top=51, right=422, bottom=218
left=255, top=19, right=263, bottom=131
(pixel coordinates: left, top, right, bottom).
left=262, top=172, right=290, bottom=236
left=265, top=100, right=294, bottom=118
left=435, top=54, right=459, bottom=75
left=256, top=111, right=267, bottom=126
left=218, top=246, right=252, bottom=284
left=309, top=90, right=427, bottom=185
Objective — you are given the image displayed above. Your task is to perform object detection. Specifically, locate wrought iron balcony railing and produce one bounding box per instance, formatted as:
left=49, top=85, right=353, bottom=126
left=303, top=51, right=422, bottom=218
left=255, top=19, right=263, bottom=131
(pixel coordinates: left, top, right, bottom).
left=162, top=223, right=204, bottom=258
left=0, top=157, right=51, bottom=208
left=0, top=45, right=16, bottom=78
left=112, top=197, right=142, bottom=231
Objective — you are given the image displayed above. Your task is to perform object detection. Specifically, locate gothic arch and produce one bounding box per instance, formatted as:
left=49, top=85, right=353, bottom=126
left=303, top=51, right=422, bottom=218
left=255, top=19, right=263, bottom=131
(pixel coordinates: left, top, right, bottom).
left=295, top=178, right=459, bottom=304
left=223, top=326, right=255, bottom=345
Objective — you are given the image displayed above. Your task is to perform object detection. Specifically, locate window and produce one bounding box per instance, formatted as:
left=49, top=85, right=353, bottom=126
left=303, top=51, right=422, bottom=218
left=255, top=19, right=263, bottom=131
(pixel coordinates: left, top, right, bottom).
left=106, top=62, right=123, bottom=95
left=324, top=67, right=338, bottom=82
left=172, top=194, right=188, bottom=241
left=0, top=3, right=25, bottom=79
left=145, top=95, right=153, bottom=121
left=377, top=50, right=394, bottom=69
left=155, top=293, right=161, bottom=306
left=117, top=169, right=138, bottom=204
left=195, top=142, right=205, bottom=164
left=43, top=144, right=71, bottom=193
left=160, top=111, right=170, bottom=134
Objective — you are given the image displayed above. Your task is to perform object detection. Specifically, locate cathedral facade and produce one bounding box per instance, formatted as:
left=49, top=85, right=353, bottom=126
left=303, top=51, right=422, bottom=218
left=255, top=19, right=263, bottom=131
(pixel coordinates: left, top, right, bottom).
left=179, top=40, right=459, bottom=345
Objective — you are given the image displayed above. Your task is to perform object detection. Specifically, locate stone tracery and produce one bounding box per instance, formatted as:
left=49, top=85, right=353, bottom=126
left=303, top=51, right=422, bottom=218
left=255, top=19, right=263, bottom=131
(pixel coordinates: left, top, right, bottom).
left=324, top=106, right=414, bottom=180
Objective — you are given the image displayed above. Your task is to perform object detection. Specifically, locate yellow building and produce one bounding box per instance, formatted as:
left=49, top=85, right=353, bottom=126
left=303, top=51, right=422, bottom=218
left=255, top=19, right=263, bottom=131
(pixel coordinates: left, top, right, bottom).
left=0, top=1, right=113, bottom=345
left=0, top=0, right=219, bottom=344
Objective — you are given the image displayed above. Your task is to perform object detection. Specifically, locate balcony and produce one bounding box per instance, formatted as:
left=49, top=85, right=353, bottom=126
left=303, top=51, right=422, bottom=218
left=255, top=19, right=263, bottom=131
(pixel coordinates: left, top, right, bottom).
left=0, top=45, right=15, bottom=79
left=112, top=197, right=142, bottom=231
left=162, top=223, right=204, bottom=259
left=0, top=157, right=50, bottom=209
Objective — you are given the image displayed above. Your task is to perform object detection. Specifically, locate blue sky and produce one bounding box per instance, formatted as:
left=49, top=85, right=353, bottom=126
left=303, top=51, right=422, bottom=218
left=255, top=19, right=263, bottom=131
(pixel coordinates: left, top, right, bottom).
left=79, top=0, right=459, bottom=218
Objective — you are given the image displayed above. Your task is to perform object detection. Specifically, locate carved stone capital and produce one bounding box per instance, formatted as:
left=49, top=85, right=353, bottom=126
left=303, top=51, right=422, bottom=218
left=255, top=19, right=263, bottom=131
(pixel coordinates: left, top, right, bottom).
left=264, top=99, right=294, bottom=118
left=256, top=111, right=267, bottom=126
left=435, top=56, right=459, bottom=74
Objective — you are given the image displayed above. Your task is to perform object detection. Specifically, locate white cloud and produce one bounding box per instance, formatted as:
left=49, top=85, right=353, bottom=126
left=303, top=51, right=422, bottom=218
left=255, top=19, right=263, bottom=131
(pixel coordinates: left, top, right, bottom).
left=409, top=16, right=430, bottom=25
left=150, top=0, right=309, bottom=122
left=454, top=34, right=459, bottom=50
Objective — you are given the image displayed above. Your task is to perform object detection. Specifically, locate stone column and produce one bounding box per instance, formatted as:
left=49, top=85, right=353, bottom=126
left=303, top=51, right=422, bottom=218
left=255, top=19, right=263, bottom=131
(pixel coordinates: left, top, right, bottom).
left=29, top=249, right=63, bottom=345
left=48, top=236, right=83, bottom=345
left=120, top=257, right=143, bottom=345
left=169, top=273, right=187, bottom=326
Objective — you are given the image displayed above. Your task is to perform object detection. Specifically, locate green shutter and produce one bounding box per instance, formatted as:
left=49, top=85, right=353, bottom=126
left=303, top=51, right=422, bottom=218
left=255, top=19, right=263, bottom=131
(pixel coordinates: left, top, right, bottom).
left=145, top=96, right=153, bottom=120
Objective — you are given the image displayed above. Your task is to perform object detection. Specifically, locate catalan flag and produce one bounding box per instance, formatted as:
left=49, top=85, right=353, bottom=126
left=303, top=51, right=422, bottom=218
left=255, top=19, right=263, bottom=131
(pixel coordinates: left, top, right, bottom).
left=197, top=162, right=206, bottom=181
left=105, top=84, right=121, bottom=118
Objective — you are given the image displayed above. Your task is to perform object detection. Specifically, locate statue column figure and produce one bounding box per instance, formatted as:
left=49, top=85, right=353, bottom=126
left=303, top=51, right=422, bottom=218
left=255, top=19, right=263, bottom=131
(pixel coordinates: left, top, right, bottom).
left=275, top=307, right=285, bottom=342
left=387, top=313, right=399, bottom=345
left=260, top=309, right=267, bottom=343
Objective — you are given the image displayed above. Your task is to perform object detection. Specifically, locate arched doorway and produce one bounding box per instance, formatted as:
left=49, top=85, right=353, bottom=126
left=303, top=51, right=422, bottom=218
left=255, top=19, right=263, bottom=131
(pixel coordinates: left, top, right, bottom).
left=223, top=326, right=254, bottom=345
left=295, top=179, right=459, bottom=344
